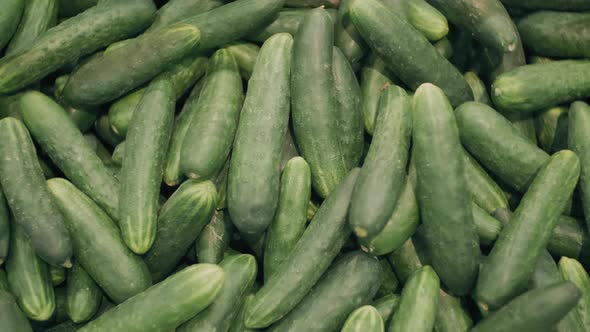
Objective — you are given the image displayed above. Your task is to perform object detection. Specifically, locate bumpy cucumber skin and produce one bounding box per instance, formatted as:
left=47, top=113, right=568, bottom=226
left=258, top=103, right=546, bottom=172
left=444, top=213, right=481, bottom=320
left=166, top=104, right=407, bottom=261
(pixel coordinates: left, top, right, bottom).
left=0, top=0, right=156, bottom=94
left=224, top=41, right=260, bottom=80
left=245, top=169, right=360, bottom=329
left=350, top=0, right=473, bottom=107
left=350, top=86, right=411, bottom=239
left=146, top=0, right=224, bottom=33
left=456, top=102, right=549, bottom=193
left=569, top=101, right=590, bottom=231
left=291, top=8, right=347, bottom=198
left=66, top=263, right=101, bottom=323
left=0, top=118, right=72, bottom=267
left=0, top=188, right=9, bottom=265
left=268, top=252, right=382, bottom=332
left=500, top=0, right=590, bottom=11
left=536, top=105, right=569, bottom=154
left=228, top=34, right=292, bottom=237
left=433, top=290, right=473, bottom=332
left=463, top=151, right=508, bottom=214
left=0, top=0, right=24, bottom=50
left=119, top=78, right=175, bottom=254
left=144, top=180, right=217, bottom=282
left=360, top=54, right=396, bottom=135
left=475, top=150, right=580, bottom=310
left=264, top=157, right=311, bottom=282
left=78, top=264, right=225, bottom=332
left=180, top=50, right=242, bottom=181
left=342, top=305, right=384, bottom=332
left=412, top=84, right=480, bottom=295
left=196, top=210, right=233, bottom=264
left=178, top=255, right=257, bottom=332
left=559, top=257, right=590, bottom=330
left=20, top=91, right=120, bottom=221
left=0, top=289, right=33, bottom=332
left=47, top=178, right=152, bottom=304
left=5, top=0, right=58, bottom=56
left=335, top=0, right=367, bottom=64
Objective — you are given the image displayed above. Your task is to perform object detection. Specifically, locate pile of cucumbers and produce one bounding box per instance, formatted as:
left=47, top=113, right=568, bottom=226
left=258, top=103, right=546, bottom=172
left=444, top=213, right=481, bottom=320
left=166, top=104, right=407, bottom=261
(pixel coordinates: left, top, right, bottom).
left=1, top=0, right=590, bottom=331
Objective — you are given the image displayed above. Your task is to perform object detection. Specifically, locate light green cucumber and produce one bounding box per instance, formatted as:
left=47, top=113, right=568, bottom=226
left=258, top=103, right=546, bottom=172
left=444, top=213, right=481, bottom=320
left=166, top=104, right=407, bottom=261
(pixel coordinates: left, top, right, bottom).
left=559, top=257, right=590, bottom=330
left=360, top=54, right=397, bottom=135
left=341, top=305, right=384, bottom=332
left=5, top=0, right=58, bottom=56
left=224, top=41, right=260, bottom=80
left=536, top=105, right=568, bottom=154
left=433, top=37, right=452, bottom=59
left=196, top=210, right=234, bottom=265
left=381, top=0, right=449, bottom=42
left=0, top=0, right=24, bottom=50
left=66, top=263, right=101, bottom=323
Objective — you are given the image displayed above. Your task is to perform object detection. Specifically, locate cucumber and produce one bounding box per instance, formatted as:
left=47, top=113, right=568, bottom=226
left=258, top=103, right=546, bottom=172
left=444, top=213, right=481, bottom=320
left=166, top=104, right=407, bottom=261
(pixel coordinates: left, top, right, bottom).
left=77, top=264, right=225, bottom=332
left=0, top=188, right=9, bottom=265
left=492, top=60, right=590, bottom=113
left=471, top=282, right=582, bottom=332
left=285, top=0, right=340, bottom=7
left=387, top=238, right=423, bottom=283
left=20, top=91, right=120, bottom=221
left=268, top=251, right=381, bottom=332
left=360, top=54, right=396, bottom=135
left=180, top=50, right=242, bottom=180
left=229, top=294, right=257, bottom=332
left=245, top=168, right=360, bottom=328
left=373, top=294, right=401, bottom=325
left=549, top=215, right=590, bottom=263
left=94, top=115, right=123, bottom=148
left=350, top=0, right=472, bottom=107
left=376, top=258, right=399, bottom=297
left=433, top=290, right=473, bottom=332
left=464, top=71, right=492, bottom=106
left=49, top=265, right=66, bottom=286
left=6, top=224, right=55, bottom=321
left=47, top=178, right=152, bottom=304
left=196, top=210, right=234, bottom=264
left=5, top=0, right=58, bottom=56
left=54, top=75, right=98, bottom=133
left=349, top=85, right=411, bottom=239
left=456, top=101, right=549, bottom=193
left=500, top=0, right=590, bottom=11
left=119, top=78, right=175, bottom=254
left=224, top=41, right=260, bottom=80
left=569, top=101, right=590, bottom=231
left=474, top=150, right=580, bottom=310
left=291, top=8, right=347, bottom=198
left=264, top=157, right=311, bottom=282
left=412, top=83, right=480, bottom=295
left=57, top=0, right=97, bottom=17
left=146, top=0, right=224, bottom=33
left=144, top=179, right=217, bottom=282
left=0, top=118, right=72, bottom=267
left=0, top=0, right=156, bottom=94
left=433, top=37, right=452, bottom=59
left=248, top=8, right=338, bottom=43
left=0, top=289, right=33, bottom=332
left=333, top=46, right=364, bottom=170
left=559, top=257, right=590, bottom=330
left=464, top=152, right=509, bottom=214
left=66, top=263, right=101, bottom=323
left=472, top=202, right=502, bottom=246
left=341, top=305, right=384, bottom=332
left=213, top=158, right=230, bottom=210
left=389, top=266, right=440, bottom=332
left=335, top=0, right=367, bottom=64
left=0, top=0, right=24, bottom=50
left=535, top=106, right=569, bottom=154
left=228, top=33, right=292, bottom=236
left=177, top=255, right=257, bottom=332
left=111, top=141, right=125, bottom=166
left=405, top=0, right=449, bottom=42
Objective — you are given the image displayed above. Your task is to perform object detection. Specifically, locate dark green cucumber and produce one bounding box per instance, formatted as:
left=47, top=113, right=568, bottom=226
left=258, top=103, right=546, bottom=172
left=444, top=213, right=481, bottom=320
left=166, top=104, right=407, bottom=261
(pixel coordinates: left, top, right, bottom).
left=77, top=264, right=224, bottom=332
left=0, top=118, right=72, bottom=267
left=456, top=101, right=549, bottom=193
left=433, top=290, right=473, bottom=332
left=350, top=0, right=472, bottom=107
left=119, top=78, right=175, bottom=254
left=373, top=294, right=401, bottom=325
left=536, top=105, right=568, bottom=154
left=471, top=282, right=582, bottom=332
left=0, top=289, right=33, bottom=332
left=94, top=115, right=123, bottom=148
left=47, top=178, right=152, bottom=304
left=264, top=157, right=311, bottom=282
left=268, top=251, right=381, bottom=332
left=285, top=0, right=340, bottom=7
left=341, top=305, right=384, bottom=332
left=360, top=54, right=397, bottom=135
left=144, top=179, right=217, bottom=282
left=247, top=8, right=338, bottom=43
left=196, top=210, right=234, bottom=264
left=464, top=71, right=492, bottom=106
left=350, top=85, right=411, bottom=239
left=0, top=188, right=8, bottom=265
left=20, top=91, right=120, bottom=221
left=548, top=215, right=590, bottom=262
left=291, top=8, right=347, bottom=198
left=180, top=50, right=242, bottom=180
left=475, top=150, right=580, bottom=310
left=335, top=0, right=367, bottom=64
left=492, top=60, right=590, bottom=113
left=500, top=0, right=590, bottom=10
left=5, top=0, right=58, bottom=56
left=0, top=0, right=24, bottom=50
left=559, top=257, right=590, bottom=330
left=49, top=265, right=66, bottom=286
left=6, top=224, right=55, bottom=321
left=66, top=263, right=101, bottom=323
left=388, top=266, right=440, bottom=332
left=54, top=75, right=98, bottom=133
left=224, top=41, right=260, bottom=80
left=177, top=255, right=257, bottom=332
left=227, top=33, right=292, bottom=236
left=245, top=168, right=360, bottom=328
left=569, top=101, right=590, bottom=231
left=463, top=151, right=508, bottom=214
left=0, top=0, right=156, bottom=94
left=146, top=0, right=224, bottom=33
left=376, top=258, right=399, bottom=297
left=412, top=83, right=480, bottom=295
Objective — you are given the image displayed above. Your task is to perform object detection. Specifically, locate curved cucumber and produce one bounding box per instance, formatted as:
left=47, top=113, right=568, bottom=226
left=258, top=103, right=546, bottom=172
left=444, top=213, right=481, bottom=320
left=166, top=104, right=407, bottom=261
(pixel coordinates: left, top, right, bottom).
left=335, top=0, right=367, bottom=64
left=66, top=263, right=101, bottom=323
left=559, top=257, right=590, bottom=330
left=146, top=0, right=224, bottom=33
left=433, top=290, right=473, bottom=332
left=342, top=305, right=384, bottom=332
left=196, top=210, right=233, bottom=264
left=569, top=101, right=590, bottom=231
left=5, top=0, right=58, bottom=56
left=0, top=188, right=9, bottom=265
left=0, top=290, right=33, bottom=332
left=360, top=54, right=396, bottom=135
left=224, top=41, right=260, bottom=80
left=0, top=0, right=24, bottom=50
left=228, top=33, right=292, bottom=236
left=405, top=0, right=449, bottom=42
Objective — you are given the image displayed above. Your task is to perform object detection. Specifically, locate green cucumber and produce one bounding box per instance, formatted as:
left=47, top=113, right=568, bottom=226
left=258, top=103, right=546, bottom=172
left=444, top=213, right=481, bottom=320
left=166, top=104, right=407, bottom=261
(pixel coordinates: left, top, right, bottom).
left=20, top=91, right=120, bottom=221
left=372, top=294, right=401, bottom=325
left=350, top=85, right=410, bottom=239
left=285, top=0, right=340, bottom=7
left=388, top=266, right=440, bottom=332
left=248, top=8, right=338, bottom=43
left=342, top=305, right=384, bottom=332
left=111, top=141, right=125, bottom=166
left=464, top=152, right=509, bottom=214
left=196, top=210, right=234, bottom=264
left=57, top=0, right=97, bottom=17
left=264, top=157, right=311, bottom=282
left=224, top=41, right=260, bottom=80
left=0, top=0, right=156, bottom=94
left=412, top=83, right=480, bottom=295
left=456, top=101, right=549, bottom=193
left=94, top=115, right=123, bottom=148
left=212, top=158, right=230, bottom=210
left=0, top=188, right=8, bottom=265
left=119, top=78, right=175, bottom=254
left=433, top=290, right=473, bottom=332
left=77, top=264, right=224, bottom=332
left=471, top=282, right=582, bottom=332
left=229, top=294, right=256, bottom=332
left=107, top=90, right=144, bottom=136
left=335, top=0, right=367, bottom=64
left=472, top=202, right=502, bottom=246
left=464, top=71, right=492, bottom=106
left=66, top=263, right=101, bottom=323
left=47, top=178, right=152, bottom=304
left=569, top=101, right=590, bottom=231
left=405, top=0, right=449, bottom=42
left=559, top=257, right=590, bottom=330
left=376, top=258, right=399, bottom=297
left=146, top=0, right=224, bottom=33
left=0, top=118, right=72, bottom=267
left=49, top=265, right=66, bottom=286
left=433, top=37, right=452, bottom=59
left=245, top=168, right=360, bottom=328
left=180, top=50, right=242, bottom=180
left=0, top=289, right=33, bottom=332
left=291, top=8, right=347, bottom=198
left=144, top=179, right=217, bottom=282
left=177, top=254, right=257, bottom=332
left=474, top=150, right=580, bottom=310
left=350, top=0, right=472, bottom=107
left=268, top=251, right=381, bottom=332
left=5, top=0, right=58, bottom=56
left=360, top=54, right=396, bottom=135
left=0, top=0, right=24, bottom=50
left=492, top=60, right=590, bottom=113
left=500, top=0, right=590, bottom=10
left=228, top=33, right=292, bottom=236
left=536, top=105, right=569, bottom=154
left=54, top=75, right=98, bottom=133
left=548, top=215, right=590, bottom=262
left=387, top=238, right=423, bottom=283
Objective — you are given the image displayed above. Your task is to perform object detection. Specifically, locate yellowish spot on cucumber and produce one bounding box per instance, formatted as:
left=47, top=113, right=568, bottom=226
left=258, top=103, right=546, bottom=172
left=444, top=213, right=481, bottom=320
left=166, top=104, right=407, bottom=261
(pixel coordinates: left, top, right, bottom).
left=354, top=227, right=368, bottom=238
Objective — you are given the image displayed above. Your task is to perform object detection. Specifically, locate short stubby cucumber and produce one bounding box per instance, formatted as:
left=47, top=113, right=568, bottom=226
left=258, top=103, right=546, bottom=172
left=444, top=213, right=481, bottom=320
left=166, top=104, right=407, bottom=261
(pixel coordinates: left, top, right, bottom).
left=341, top=305, right=384, bottom=332
left=66, top=263, right=101, bottom=323
left=4, top=0, right=58, bottom=56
